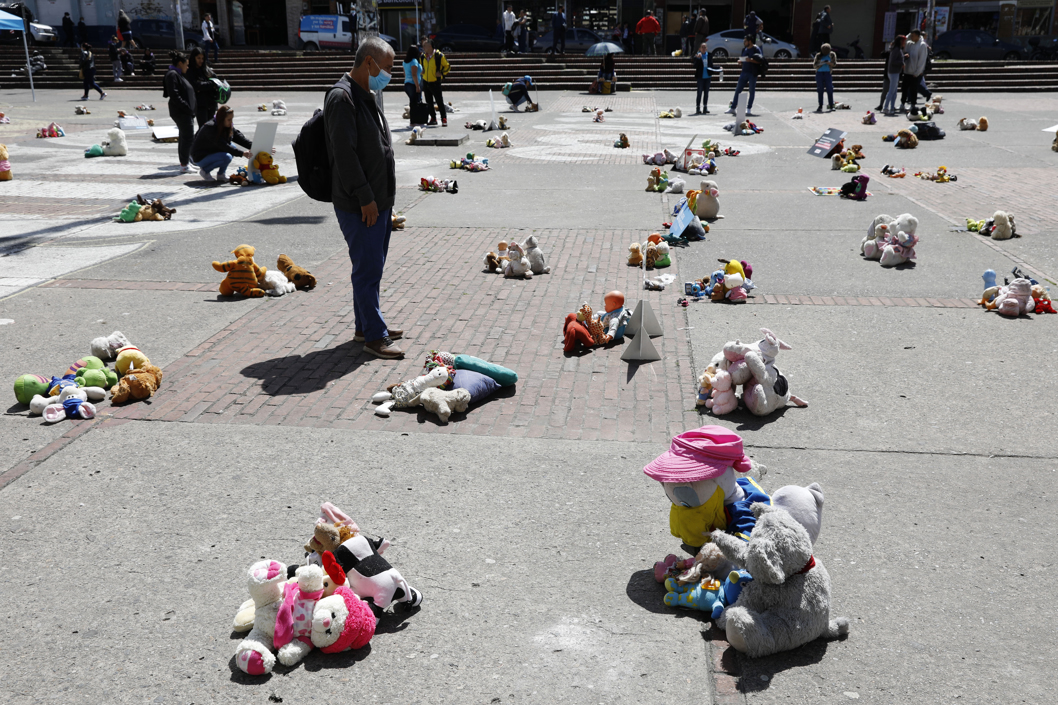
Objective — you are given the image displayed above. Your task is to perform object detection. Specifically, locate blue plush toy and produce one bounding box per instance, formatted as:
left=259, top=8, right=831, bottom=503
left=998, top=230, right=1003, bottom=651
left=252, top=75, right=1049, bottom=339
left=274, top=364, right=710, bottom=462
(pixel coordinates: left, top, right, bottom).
left=46, top=374, right=78, bottom=396
left=664, top=576, right=721, bottom=612
left=704, top=270, right=725, bottom=297
left=710, top=569, right=753, bottom=620
left=982, top=269, right=997, bottom=290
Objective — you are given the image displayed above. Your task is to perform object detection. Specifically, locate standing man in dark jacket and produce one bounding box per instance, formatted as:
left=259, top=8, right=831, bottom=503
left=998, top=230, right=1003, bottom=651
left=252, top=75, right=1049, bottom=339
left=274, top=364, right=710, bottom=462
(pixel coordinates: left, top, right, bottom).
left=552, top=7, right=566, bottom=55
left=324, top=37, right=404, bottom=359
left=692, top=41, right=721, bottom=114
left=163, top=51, right=196, bottom=173
left=678, top=15, right=691, bottom=56
left=108, top=36, right=122, bottom=82
left=817, top=6, right=833, bottom=49
left=62, top=13, right=76, bottom=48
left=693, top=10, right=710, bottom=56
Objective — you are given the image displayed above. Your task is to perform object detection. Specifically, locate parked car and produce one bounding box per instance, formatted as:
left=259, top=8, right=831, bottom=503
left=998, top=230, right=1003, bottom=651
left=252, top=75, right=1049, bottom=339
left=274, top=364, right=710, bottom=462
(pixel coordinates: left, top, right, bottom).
left=932, top=30, right=1024, bottom=60
left=131, top=19, right=205, bottom=51
left=704, top=29, right=799, bottom=59
left=0, top=2, right=57, bottom=45
left=427, top=23, right=503, bottom=54
left=297, top=16, right=397, bottom=52
left=531, top=27, right=604, bottom=55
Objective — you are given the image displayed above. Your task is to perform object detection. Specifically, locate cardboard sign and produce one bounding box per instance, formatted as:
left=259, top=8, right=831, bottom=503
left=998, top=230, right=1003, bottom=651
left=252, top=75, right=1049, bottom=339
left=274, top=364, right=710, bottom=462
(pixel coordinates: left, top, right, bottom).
left=669, top=201, right=695, bottom=237
left=151, top=126, right=180, bottom=142
left=249, top=121, right=278, bottom=159
left=808, top=128, right=847, bottom=158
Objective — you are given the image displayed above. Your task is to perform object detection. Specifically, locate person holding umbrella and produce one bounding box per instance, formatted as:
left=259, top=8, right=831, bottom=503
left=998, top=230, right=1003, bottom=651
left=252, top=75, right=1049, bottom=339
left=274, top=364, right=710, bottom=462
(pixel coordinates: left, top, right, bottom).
left=586, top=42, right=622, bottom=94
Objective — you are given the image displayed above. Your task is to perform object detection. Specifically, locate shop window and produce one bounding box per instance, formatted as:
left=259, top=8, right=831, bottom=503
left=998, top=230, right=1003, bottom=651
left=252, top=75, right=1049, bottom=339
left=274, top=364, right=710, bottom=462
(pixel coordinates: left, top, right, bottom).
left=1015, top=7, right=1052, bottom=36
left=951, top=11, right=999, bottom=34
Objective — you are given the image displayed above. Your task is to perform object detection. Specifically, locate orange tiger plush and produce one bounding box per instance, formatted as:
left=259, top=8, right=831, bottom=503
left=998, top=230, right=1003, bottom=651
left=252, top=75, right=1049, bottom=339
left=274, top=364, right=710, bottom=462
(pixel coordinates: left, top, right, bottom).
left=212, top=249, right=267, bottom=298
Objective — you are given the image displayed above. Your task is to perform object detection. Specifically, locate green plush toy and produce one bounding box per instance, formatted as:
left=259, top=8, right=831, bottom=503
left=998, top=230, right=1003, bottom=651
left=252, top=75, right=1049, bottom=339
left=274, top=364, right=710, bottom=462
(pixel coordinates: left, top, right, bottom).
left=454, top=354, right=518, bottom=387
left=117, top=202, right=142, bottom=222
left=13, top=374, right=50, bottom=405
left=84, top=144, right=104, bottom=158
left=77, top=367, right=118, bottom=389
left=66, top=356, right=105, bottom=376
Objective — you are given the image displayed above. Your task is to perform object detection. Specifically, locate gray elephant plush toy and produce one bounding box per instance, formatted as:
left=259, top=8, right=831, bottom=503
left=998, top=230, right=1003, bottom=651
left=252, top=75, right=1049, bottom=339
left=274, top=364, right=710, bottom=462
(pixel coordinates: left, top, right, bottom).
left=711, top=503, right=848, bottom=658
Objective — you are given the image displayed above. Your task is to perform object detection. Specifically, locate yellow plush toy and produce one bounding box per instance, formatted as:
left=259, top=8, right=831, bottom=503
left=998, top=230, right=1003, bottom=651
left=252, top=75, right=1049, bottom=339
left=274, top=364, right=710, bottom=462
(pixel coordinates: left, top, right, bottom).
left=0, top=143, right=11, bottom=181
left=115, top=346, right=150, bottom=376
left=252, top=152, right=287, bottom=185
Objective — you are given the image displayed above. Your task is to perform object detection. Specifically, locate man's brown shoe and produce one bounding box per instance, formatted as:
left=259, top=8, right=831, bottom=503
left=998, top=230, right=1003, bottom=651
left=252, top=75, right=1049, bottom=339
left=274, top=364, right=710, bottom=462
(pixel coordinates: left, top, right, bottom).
left=364, top=337, right=404, bottom=359
left=354, top=328, right=402, bottom=342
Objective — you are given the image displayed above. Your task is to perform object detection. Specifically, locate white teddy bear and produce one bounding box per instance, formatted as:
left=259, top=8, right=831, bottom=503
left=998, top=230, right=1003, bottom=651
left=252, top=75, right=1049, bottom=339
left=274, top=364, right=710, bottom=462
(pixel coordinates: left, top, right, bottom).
left=504, top=241, right=533, bottom=278
left=522, top=235, right=551, bottom=275
left=90, top=330, right=131, bottom=361
left=861, top=222, right=889, bottom=260
left=879, top=215, right=919, bottom=267
left=419, top=387, right=472, bottom=423
left=101, top=127, right=128, bottom=156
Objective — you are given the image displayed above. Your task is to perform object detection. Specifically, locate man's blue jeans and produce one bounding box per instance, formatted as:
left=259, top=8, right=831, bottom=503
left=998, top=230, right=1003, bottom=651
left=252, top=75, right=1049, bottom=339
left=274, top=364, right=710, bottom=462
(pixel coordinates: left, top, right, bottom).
left=731, top=71, right=757, bottom=111
left=334, top=205, right=393, bottom=343
left=197, top=151, right=232, bottom=177
left=696, top=77, right=711, bottom=112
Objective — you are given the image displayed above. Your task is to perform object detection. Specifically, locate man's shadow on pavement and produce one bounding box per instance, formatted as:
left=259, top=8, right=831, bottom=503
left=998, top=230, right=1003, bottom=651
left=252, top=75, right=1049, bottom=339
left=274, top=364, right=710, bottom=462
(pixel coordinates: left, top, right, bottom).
left=240, top=339, right=369, bottom=395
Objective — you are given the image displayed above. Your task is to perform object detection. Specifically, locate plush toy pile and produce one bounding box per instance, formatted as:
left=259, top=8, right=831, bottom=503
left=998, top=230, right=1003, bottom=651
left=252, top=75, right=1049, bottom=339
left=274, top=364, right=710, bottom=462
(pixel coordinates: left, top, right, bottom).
left=914, top=165, right=956, bottom=182
left=839, top=174, right=870, bottom=200
left=979, top=268, right=1053, bottom=316
left=11, top=333, right=167, bottom=420
left=861, top=110, right=876, bottom=125
left=562, top=291, right=632, bottom=353
left=685, top=259, right=755, bottom=304
left=724, top=120, right=762, bottom=136
left=966, top=211, right=1018, bottom=240
left=831, top=143, right=864, bottom=172
left=861, top=213, right=919, bottom=266
left=464, top=117, right=508, bottom=131
left=211, top=245, right=316, bottom=298
left=135, top=104, right=155, bottom=111
left=85, top=128, right=128, bottom=158
left=232, top=502, right=425, bottom=675
left=658, top=107, right=683, bottom=119
left=248, top=152, right=287, bottom=185
left=420, top=176, right=458, bottom=194
left=958, top=117, right=989, bottom=131
left=645, top=167, right=669, bottom=192
left=626, top=234, right=672, bottom=270
left=696, top=329, right=808, bottom=417
left=449, top=153, right=489, bottom=172
left=370, top=352, right=516, bottom=422
left=485, top=133, right=511, bottom=148
left=36, top=123, right=65, bottom=138
left=74, top=105, right=91, bottom=115
left=642, top=149, right=679, bottom=166
left=115, top=194, right=177, bottom=222
left=644, top=426, right=847, bottom=657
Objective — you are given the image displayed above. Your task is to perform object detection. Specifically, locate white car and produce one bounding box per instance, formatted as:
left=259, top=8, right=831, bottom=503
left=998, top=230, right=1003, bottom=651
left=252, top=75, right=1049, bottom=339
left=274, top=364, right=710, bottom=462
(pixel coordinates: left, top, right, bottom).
left=704, top=29, right=799, bottom=59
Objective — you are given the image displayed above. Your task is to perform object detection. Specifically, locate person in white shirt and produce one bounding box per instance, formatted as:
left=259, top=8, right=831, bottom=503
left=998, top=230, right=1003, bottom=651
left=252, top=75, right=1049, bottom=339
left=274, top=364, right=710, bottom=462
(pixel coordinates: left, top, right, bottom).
left=201, top=13, right=218, bottom=63
left=502, top=5, right=516, bottom=55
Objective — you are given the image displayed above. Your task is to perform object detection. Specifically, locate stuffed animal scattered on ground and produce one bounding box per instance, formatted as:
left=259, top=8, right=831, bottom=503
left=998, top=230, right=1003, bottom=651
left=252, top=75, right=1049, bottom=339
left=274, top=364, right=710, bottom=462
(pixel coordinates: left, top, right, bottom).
left=983, top=278, right=1035, bottom=317
left=563, top=295, right=629, bottom=352
left=894, top=129, right=918, bottom=149
left=252, top=152, right=287, bottom=185
left=958, top=117, right=988, bottom=131
left=90, top=331, right=132, bottom=361
left=484, top=240, right=510, bottom=273
left=881, top=164, right=906, bottom=178
left=450, top=154, right=489, bottom=171
left=658, top=107, right=683, bottom=118
left=392, top=214, right=406, bottom=230
left=739, top=329, right=809, bottom=415
left=262, top=269, right=295, bottom=296
left=276, top=254, right=317, bottom=290
left=419, top=176, right=458, bottom=193
left=504, top=241, right=533, bottom=278
left=914, top=165, right=956, bottom=182
left=135, top=194, right=176, bottom=219
left=40, top=386, right=98, bottom=423
left=36, top=123, right=65, bottom=138
left=628, top=242, right=644, bottom=267
left=486, top=133, right=511, bottom=148
left=646, top=167, right=669, bottom=193
left=695, top=180, right=722, bottom=220
left=522, top=235, right=550, bottom=275
left=614, top=133, right=629, bottom=149
left=863, top=213, right=918, bottom=265
left=228, top=166, right=250, bottom=186
left=271, top=99, right=287, bottom=116
left=861, top=110, right=876, bottom=125
left=839, top=174, right=870, bottom=200
left=372, top=367, right=449, bottom=416
left=213, top=244, right=268, bottom=298
left=982, top=211, right=1016, bottom=240
left=75, top=105, right=91, bottom=115
left=924, top=95, right=943, bottom=113
left=101, top=127, right=128, bottom=156
left=0, top=144, right=11, bottom=181
left=711, top=504, right=849, bottom=657
left=109, top=363, right=164, bottom=404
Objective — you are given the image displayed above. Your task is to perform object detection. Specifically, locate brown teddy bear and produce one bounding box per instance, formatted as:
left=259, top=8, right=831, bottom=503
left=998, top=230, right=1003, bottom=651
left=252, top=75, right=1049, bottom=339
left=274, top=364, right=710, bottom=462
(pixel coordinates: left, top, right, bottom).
left=895, top=129, right=918, bottom=149
left=110, top=364, right=164, bottom=404
left=135, top=194, right=177, bottom=220
left=277, top=254, right=316, bottom=290
left=304, top=522, right=358, bottom=555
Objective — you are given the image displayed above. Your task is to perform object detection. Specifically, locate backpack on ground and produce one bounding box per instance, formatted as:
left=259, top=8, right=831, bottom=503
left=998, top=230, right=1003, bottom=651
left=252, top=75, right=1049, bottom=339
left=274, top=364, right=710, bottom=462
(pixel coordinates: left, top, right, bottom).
left=292, top=79, right=353, bottom=202
left=916, top=121, right=945, bottom=140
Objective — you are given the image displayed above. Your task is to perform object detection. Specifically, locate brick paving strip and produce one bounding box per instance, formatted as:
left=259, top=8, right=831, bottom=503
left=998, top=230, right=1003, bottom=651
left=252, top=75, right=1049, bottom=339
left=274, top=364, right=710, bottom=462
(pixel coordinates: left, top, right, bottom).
left=100, top=227, right=701, bottom=443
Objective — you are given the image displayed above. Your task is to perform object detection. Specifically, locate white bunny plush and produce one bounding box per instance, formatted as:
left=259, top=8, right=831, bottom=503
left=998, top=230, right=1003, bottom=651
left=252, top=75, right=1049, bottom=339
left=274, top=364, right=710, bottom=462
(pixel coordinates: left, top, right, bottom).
left=263, top=269, right=296, bottom=296
left=695, top=180, right=723, bottom=220
left=504, top=241, right=533, bottom=279
left=371, top=366, right=449, bottom=417
left=741, top=328, right=808, bottom=416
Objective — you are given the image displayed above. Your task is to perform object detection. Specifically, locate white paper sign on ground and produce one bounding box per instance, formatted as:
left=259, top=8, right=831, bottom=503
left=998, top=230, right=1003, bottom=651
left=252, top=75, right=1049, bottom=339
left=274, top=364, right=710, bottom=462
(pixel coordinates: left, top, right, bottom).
left=1042, top=123, right=1058, bottom=133
left=151, top=126, right=180, bottom=141
left=250, top=121, right=279, bottom=157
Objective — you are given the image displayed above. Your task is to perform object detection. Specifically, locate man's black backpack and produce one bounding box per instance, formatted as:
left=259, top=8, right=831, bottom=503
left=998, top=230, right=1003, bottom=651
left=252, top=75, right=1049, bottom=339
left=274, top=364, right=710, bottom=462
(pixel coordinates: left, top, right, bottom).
left=292, top=79, right=353, bottom=202
left=756, top=54, right=769, bottom=79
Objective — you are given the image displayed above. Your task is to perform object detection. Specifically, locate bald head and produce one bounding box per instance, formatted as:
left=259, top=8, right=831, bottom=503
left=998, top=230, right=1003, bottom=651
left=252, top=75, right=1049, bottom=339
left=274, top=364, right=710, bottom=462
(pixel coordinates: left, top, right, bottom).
left=354, top=36, right=394, bottom=69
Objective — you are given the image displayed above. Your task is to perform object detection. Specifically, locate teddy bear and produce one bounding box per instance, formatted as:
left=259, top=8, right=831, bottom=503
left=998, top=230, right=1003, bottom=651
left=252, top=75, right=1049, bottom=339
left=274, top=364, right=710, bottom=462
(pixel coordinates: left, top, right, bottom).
left=627, top=243, right=644, bottom=267
left=89, top=331, right=130, bottom=363
left=252, top=151, right=287, bottom=184
left=504, top=241, right=533, bottom=278
left=988, top=211, right=1014, bottom=241
left=653, top=241, right=672, bottom=268
left=418, top=387, right=472, bottom=423
left=135, top=194, right=176, bottom=219
left=392, top=213, right=407, bottom=229
left=110, top=363, right=163, bottom=403
left=229, top=166, right=250, bottom=186
left=989, top=279, right=1036, bottom=317
left=614, top=133, right=629, bottom=149
left=741, top=328, right=809, bottom=416
left=114, top=345, right=150, bottom=376
left=484, top=247, right=505, bottom=273
left=895, top=128, right=918, bottom=149
left=861, top=222, right=889, bottom=260
left=695, top=180, right=722, bottom=220
left=879, top=215, right=919, bottom=267
left=213, top=256, right=266, bottom=297
left=707, top=339, right=754, bottom=389
left=958, top=117, right=988, bottom=131
left=262, top=269, right=295, bottom=296
left=371, top=366, right=449, bottom=416
left=101, top=127, right=128, bottom=156
left=522, top=235, right=550, bottom=275
left=710, top=504, right=849, bottom=657
left=644, top=241, right=659, bottom=269
left=485, top=133, right=511, bottom=148
left=275, top=254, right=316, bottom=290
left=271, top=99, right=287, bottom=116
left=705, top=369, right=738, bottom=415
left=0, top=143, right=10, bottom=181
left=664, top=177, right=686, bottom=194
left=134, top=202, right=165, bottom=221
left=861, top=110, right=876, bottom=125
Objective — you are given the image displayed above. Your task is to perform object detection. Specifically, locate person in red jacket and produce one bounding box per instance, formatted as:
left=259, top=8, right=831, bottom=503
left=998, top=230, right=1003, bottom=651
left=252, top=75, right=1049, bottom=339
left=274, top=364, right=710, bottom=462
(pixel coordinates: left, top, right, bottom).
left=636, top=11, right=661, bottom=56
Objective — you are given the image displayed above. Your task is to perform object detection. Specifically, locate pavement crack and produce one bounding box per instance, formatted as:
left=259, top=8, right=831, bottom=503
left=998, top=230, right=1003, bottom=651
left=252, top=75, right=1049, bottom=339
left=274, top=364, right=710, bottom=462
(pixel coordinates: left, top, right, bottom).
left=744, top=443, right=1057, bottom=460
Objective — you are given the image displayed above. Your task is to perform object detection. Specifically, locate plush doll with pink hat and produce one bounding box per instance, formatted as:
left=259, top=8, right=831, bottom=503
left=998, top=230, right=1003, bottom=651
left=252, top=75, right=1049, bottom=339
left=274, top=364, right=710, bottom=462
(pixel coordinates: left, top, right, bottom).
left=644, top=425, right=770, bottom=551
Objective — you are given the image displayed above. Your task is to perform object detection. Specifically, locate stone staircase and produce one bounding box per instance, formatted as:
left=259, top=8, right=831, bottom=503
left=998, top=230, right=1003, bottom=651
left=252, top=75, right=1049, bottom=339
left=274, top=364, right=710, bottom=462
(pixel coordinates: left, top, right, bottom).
left=3, top=46, right=1057, bottom=93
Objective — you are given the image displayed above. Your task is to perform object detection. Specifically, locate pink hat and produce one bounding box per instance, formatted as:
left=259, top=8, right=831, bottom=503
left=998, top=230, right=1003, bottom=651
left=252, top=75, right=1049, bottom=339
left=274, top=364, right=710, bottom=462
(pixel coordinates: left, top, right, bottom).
left=643, top=425, right=752, bottom=482
left=320, top=586, right=376, bottom=653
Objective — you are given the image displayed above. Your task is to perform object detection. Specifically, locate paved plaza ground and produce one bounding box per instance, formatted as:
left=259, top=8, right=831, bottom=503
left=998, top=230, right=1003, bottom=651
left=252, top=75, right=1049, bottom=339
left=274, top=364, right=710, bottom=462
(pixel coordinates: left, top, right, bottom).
left=1, top=83, right=1056, bottom=704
